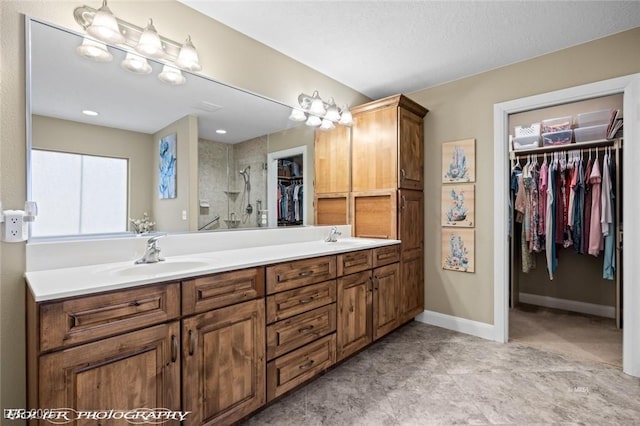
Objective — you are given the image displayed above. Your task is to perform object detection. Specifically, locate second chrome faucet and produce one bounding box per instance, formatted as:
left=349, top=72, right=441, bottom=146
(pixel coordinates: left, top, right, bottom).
left=324, top=226, right=342, bottom=243
left=135, top=234, right=166, bottom=264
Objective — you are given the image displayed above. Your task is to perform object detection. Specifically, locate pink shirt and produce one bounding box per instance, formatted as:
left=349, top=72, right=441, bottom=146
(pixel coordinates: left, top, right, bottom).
left=588, top=159, right=603, bottom=256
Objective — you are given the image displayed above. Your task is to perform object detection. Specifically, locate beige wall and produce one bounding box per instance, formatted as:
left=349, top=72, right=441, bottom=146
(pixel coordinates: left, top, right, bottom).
left=0, top=0, right=366, bottom=412
left=411, top=27, right=640, bottom=324
left=153, top=115, right=198, bottom=232
left=32, top=115, right=154, bottom=225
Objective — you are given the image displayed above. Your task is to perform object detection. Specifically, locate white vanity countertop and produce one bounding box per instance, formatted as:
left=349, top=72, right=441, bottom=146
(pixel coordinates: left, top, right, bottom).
left=25, top=237, right=400, bottom=302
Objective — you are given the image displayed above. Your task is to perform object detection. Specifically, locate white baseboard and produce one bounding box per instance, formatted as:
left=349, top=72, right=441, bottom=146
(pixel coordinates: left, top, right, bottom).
left=518, top=292, right=615, bottom=319
left=416, top=310, right=500, bottom=342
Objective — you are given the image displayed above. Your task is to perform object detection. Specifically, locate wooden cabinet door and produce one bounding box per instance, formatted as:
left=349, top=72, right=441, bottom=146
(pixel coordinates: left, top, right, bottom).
left=314, top=126, right=350, bottom=194
left=39, top=322, right=181, bottom=424
left=336, top=270, right=372, bottom=361
left=398, top=189, right=424, bottom=256
left=400, top=252, right=425, bottom=323
left=182, top=299, right=265, bottom=426
left=351, top=189, right=398, bottom=239
left=372, top=263, right=400, bottom=340
left=398, top=108, right=424, bottom=190
left=398, top=190, right=424, bottom=323
left=351, top=106, right=398, bottom=192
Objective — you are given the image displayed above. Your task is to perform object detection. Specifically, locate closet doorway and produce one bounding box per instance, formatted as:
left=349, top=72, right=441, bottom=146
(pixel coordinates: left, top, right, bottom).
left=508, top=95, right=623, bottom=367
left=267, top=146, right=308, bottom=227
left=493, top=74, right=640, bottom=378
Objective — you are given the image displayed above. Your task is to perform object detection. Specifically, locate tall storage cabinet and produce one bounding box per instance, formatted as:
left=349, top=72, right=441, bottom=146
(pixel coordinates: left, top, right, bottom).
left=314, top=125, right=351, bottom=225
left=350, top=94, right=428, bottom=323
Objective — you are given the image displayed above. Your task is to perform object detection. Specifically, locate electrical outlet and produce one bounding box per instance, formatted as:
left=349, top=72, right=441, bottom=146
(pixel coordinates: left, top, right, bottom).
left=2, top=210, right=28, bottom=243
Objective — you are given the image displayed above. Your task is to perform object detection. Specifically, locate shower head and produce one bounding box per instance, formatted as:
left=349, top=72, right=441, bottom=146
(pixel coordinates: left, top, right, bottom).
left=239, top=166, right=250, bottom=178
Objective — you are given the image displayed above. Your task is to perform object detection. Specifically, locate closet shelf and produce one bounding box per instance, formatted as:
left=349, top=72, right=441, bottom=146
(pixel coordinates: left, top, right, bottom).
left=510, top=138, right=620, bottom=158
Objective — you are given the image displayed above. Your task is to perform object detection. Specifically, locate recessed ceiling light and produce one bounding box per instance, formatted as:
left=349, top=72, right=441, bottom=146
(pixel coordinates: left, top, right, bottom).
left=216, top=129, right=227, bottom=134
left=82, top=110, right=99, bottom=116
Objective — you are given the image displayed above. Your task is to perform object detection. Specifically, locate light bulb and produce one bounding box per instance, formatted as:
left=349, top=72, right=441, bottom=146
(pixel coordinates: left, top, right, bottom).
left=158, top=65, right=186, bottom=85
left=176, top=36, right=202, bottom=72
left=135, top=19, right=165, bottom=59
left=324, top=99, right=341, bottom=122
left=338, top=108, right=353, bottom=126
left=86, top=0, right=125, bottom=44
left=289, top=108, right=307, bottom=122
left=320, top=119, right=336, bottom=130
left=309, top=91, right=326, bottom=116
left=305, top=115, right=322, bottom=127
left=76, top=37, right=113, bottom=62
left=121, top=52, right=152, bottom=75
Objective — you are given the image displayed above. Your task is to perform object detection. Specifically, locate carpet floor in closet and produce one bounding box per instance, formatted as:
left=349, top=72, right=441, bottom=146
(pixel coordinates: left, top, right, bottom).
left=241, top=320, right=639, bottom=425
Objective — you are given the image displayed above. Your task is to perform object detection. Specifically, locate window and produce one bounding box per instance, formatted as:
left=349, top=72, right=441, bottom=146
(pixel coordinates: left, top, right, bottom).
left=31, top=150, right=128, bottom=237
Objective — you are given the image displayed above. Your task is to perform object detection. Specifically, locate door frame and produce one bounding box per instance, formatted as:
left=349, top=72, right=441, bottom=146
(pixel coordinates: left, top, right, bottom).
left=493, top=73, right=640, bottom=377
left=267, top=145, right=308, bottom=227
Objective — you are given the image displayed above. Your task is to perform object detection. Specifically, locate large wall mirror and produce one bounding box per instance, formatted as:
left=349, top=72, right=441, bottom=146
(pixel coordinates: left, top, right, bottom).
left=27, top=18, right=315, bottom=239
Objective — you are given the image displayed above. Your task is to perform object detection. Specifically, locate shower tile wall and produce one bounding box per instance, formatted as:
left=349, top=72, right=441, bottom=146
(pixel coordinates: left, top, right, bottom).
left=198, top=138, right=229, bottom=230
left=233, top=136, right=268, bottom=229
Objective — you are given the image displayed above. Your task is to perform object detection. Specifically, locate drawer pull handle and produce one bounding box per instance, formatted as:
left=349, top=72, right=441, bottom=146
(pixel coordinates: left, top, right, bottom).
left=188, top=330, right=195, bottom=356
left=377, top=252, right=395, bottom=260
left=171, top=335, right=178, bottom=363
left=373, top=275, right=380, bottom=290
left=401, top=195, right=407, bottom=210
left=298, top=325, right=315, bottom=333
left=299, top=297, right=314, bottom=304
left=400, top=168, right=406, bottom=181
left=299, top=360, right=315, bottom=370
left=298, top=271, right=312, bottom=277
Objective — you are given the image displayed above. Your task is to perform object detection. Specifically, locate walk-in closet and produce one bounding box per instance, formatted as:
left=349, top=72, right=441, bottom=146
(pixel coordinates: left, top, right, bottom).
left=276, top=154, right=304, bottom=226
left=507, top=94, right=624, bottom=367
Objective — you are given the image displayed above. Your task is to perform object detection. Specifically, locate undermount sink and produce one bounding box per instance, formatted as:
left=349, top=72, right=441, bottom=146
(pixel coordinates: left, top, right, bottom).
left=109, top=260, right=211, bottom=277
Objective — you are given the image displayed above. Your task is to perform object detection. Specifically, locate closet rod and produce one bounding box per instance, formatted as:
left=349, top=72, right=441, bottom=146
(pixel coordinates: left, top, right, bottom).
left=509, top=138, right=621, bottom=160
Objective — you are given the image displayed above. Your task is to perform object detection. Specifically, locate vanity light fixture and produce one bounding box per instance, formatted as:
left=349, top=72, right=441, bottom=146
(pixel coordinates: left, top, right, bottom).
left=74, top=1, right=202, bottom=73
left=121, top=52, right=152, bottom=75
left=76, top=37, right=113, bottom=62
left=85, top=0, right=125, bottom=44
left=158, top=65, right=186, bottom=85
left=216, top=129, right=227, bottom=134
left=176, top=36, right=202, bottom=72
left=135, top=19, right=165, bottom=59
left=289, top=91, right=353, bottom=129
left=82, top=109, right=99, bottom=116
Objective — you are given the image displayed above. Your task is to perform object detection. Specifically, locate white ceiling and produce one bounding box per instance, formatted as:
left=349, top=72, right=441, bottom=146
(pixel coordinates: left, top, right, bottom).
left=179, top=0, right=640, bottom=99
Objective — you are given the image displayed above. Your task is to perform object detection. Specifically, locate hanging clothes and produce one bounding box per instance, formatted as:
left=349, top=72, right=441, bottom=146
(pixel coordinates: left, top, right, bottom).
left=588, top=158, right=603, bottom=256
left=581, top=158, right=593, bottom=255
left=545, top=158, right=557, bottom=280
left=601, top=151, right=615, bottom=280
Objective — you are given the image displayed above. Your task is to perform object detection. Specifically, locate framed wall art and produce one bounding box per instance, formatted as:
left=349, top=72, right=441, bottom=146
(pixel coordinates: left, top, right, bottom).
left=441, top=228, right=475, bottom=273
left=158, top=133, right=177, bottom=199
left=442, top=138, right=475, bottom=183
left=441, top=184, right=475, bottom=227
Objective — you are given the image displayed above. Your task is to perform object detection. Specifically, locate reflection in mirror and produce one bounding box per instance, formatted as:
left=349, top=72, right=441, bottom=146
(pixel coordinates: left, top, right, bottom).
left=28, top=18, right=305, bottom=239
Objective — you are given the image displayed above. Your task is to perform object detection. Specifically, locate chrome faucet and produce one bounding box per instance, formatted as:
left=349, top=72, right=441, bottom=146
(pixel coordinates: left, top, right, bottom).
left=135, top=234, right=166, bottom=264
left=324, top=226, right=342, bottom=243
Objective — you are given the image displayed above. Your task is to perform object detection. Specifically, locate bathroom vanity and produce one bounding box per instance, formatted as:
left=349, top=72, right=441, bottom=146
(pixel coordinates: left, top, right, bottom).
left=25, top=235, right=408, bottom=425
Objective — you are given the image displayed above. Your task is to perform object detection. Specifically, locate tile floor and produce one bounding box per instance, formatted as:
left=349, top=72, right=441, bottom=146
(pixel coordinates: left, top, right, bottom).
left=241, top=321, right=640, bottom=425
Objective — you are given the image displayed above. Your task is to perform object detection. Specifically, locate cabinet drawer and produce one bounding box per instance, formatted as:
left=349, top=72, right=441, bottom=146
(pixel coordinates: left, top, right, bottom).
left=337, top=249, right=372, bottom=276
left=39, top=283, right=180, bottom=352
left=182, top=267, right=265, bottom=315
left=267, top=333, right=336, bottom=401
left=266, top=255, right=336, bottom=294
left=267, top=304, right=337, bottom=360
left=266, top=280, right=336, bottom=324
left=373, top=245, right=400, bottom=268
